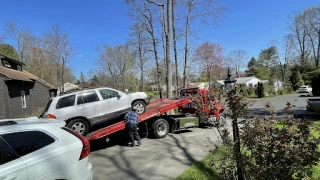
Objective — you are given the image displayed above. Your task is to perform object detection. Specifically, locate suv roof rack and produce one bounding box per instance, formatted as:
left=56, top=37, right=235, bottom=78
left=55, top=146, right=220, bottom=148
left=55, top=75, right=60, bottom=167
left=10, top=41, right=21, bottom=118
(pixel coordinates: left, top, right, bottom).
left=0, top=121, right=17, bottom=126
left=59, top=86, right=102, bottom=96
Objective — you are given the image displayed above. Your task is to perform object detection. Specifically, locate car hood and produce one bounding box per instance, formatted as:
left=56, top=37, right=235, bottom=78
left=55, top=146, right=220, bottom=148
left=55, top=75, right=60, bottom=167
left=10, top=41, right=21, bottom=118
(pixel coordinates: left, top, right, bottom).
left=127, top=92, right=148, bottom=98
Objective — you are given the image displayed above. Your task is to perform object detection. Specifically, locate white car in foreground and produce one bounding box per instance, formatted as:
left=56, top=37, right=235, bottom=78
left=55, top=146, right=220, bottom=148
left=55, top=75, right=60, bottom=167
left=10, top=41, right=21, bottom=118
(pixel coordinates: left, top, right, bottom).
left=298, top=86, right=312, bottom=93
left=0, top=117, right=93, bottom=180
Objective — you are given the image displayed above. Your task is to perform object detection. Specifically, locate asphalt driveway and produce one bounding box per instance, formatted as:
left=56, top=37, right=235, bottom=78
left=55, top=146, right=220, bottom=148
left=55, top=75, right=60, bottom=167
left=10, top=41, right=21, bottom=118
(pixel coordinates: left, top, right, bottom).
left=89, top=127, right=225, bottom=180
left=89, top=93, right=317, bottom=180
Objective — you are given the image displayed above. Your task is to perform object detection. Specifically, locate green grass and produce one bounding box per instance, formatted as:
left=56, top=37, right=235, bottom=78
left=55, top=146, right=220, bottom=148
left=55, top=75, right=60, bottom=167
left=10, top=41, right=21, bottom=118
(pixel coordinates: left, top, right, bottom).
left=175, top=154, right=222, bottom=180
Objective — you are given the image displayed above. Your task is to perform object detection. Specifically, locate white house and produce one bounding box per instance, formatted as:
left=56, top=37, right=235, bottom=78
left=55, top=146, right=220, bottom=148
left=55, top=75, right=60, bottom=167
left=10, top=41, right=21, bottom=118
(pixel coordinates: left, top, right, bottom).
left=214, top=77, right=262, bottom=88
left=214, top=77, right=283, bottom=91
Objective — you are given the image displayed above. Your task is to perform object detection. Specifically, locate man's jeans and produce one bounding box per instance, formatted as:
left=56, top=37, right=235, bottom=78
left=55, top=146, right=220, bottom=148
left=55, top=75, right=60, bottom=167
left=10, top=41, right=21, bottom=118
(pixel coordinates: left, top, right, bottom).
left=126, top=123, right=141, bottom=145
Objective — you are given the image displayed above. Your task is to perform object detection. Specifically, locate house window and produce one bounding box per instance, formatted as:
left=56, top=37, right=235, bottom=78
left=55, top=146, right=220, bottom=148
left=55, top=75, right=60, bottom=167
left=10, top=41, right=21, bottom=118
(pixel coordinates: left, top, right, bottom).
left=17, top=65, right=22, bottom=71
left=3, top=60, right=11, bottom=68
left=21, top=91, right=26, bottom=108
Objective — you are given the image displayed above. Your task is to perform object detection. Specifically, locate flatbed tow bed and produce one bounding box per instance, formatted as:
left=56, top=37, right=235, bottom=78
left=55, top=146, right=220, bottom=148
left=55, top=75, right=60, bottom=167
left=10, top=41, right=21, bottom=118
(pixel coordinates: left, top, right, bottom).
left=85, top=98, right=194, bottom=141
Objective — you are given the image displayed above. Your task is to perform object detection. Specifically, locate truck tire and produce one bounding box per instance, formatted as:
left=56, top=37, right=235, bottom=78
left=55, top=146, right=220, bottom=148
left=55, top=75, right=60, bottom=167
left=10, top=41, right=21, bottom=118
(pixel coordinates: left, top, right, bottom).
left=132, top=100, right=146, bottom=114
left=152, top=118, right=169, bottom=138
left=67, top=118, right=89, bottom=136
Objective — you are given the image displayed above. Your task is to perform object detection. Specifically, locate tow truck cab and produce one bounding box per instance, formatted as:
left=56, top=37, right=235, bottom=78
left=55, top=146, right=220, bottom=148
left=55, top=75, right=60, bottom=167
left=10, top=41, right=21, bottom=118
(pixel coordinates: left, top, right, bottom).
left=178, top=87, right=224, bottom=122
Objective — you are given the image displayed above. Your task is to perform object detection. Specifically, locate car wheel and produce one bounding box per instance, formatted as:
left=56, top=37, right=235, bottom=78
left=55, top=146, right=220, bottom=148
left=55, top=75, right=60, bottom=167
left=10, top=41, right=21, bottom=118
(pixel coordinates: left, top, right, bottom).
left=132, top=100, right=146, bottom=114
left=67, top=119, right=89, bottom=136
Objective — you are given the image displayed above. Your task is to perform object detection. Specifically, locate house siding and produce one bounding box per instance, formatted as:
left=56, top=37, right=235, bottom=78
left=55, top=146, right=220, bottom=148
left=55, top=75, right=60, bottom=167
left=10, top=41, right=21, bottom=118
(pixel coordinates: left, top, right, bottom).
left=0, top=78, right=7, bottom=119
left=6, top=81, right=33, bottom=118
left=31, top=81, right=51, bottom=115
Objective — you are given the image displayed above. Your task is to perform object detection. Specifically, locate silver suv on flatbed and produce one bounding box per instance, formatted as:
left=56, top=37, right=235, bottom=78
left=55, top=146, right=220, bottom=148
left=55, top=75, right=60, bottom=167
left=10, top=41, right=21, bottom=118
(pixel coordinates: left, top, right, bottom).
left=42, top=87, right=150, bottom=135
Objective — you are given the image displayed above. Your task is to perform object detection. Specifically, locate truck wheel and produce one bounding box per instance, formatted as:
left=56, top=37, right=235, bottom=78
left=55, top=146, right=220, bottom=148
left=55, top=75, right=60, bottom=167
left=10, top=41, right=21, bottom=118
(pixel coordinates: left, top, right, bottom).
left=170, top=122, right=178, bottom=133
left=152, top=119, right=169, bottom=138
left=67, top=118, right=89, bottom=136
left=132, top=100, right=146, bottom=114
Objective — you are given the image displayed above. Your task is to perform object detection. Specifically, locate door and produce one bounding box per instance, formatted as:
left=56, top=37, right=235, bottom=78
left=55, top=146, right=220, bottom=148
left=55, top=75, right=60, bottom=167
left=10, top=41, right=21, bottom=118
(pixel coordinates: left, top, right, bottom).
left=0, top=137, right=27, bottom=180
left=97, top=89, right=130, bottom=120
left=76, top=90, right=106, bottom=124
left=1, top=131, right=57, bottom=180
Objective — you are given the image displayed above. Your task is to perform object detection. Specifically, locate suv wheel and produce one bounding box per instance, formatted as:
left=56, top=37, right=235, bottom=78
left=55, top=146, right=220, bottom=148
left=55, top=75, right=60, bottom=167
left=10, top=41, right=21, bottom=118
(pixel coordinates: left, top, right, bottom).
left=67, top=119, right=89, bottom=136
left=132, top=101, right=146, bottom=114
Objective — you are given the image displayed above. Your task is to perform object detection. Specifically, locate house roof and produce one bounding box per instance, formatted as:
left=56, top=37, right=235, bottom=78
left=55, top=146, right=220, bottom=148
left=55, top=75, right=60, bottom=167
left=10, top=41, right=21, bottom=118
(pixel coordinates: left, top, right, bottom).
left=0, top=66, right=56, bottom=89
left=0, top=54, right=25, bottom=65
left=215, top=77, right=261, bottom=85
left=234, top=77, right=258, bottom=84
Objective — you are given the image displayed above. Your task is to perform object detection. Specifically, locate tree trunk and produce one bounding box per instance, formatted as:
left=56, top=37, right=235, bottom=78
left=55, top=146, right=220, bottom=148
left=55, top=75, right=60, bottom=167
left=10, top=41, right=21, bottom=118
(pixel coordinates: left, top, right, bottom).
left=138, top=33, right=145, bottom=92
left=61, top=62, right=65, bottom=94
left=172, top=0, right=179, bottom=95
left=183, top=2, right=192, bottom=89
left=166, top=0, right=173, bottom=98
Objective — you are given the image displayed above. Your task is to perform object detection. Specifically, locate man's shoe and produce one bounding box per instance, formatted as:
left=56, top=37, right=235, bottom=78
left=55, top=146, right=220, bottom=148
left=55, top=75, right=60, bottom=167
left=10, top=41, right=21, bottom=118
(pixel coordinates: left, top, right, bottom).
left=128, top=143, right=134, bottom=147
left=137, top=141, right=141, bottom=147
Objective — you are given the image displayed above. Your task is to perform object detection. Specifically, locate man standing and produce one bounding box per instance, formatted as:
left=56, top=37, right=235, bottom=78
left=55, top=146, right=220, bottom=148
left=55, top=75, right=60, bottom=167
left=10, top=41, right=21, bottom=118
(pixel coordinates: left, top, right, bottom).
left=124, top=107, right=141, bottom=147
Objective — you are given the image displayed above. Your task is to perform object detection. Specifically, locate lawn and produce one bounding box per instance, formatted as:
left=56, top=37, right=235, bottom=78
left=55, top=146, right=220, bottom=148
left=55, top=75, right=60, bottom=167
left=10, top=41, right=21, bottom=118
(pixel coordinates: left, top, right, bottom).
left=176, top=121, right=320, bottom=180
left=175, top=153, right=222, bottom=180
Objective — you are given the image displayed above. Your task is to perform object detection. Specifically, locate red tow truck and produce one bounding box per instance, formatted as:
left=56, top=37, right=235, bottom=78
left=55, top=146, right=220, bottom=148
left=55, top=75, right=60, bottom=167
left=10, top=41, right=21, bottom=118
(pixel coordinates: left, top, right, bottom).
left=85, top=87, right=225, bottom=141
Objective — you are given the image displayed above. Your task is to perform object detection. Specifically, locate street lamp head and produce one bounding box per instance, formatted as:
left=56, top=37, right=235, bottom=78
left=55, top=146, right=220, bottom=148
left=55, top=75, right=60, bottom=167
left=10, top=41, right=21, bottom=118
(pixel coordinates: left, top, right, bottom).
left=224, top=68, right=237, bottom=91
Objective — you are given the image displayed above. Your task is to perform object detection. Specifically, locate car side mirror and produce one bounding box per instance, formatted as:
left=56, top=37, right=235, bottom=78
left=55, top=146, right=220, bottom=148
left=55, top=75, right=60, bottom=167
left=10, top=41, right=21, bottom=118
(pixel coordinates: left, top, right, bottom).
left=116, top=93, right=121, bottom=99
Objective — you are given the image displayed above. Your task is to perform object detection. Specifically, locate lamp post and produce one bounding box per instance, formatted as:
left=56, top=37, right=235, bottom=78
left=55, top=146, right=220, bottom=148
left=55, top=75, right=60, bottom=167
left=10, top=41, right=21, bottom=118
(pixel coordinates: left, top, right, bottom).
left=224, top=68, right=244, bottom=180
left=224, top=68, right=237, bottom=92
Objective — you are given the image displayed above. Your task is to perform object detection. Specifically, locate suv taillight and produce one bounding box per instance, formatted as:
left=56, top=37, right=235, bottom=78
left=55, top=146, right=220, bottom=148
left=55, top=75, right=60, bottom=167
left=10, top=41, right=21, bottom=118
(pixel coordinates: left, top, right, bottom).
left=46, top=114, right=57, bottom=119
left=62, top=127, right=90, bottom=160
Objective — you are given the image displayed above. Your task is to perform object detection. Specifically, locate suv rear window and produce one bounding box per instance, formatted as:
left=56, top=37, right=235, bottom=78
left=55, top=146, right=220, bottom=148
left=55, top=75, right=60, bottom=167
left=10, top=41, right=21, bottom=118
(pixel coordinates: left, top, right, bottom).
left=43, top=99, right=53, bottom=113
left=56, top=95, right=76, bottom=109
left=1, top=131, right=56, bottom=157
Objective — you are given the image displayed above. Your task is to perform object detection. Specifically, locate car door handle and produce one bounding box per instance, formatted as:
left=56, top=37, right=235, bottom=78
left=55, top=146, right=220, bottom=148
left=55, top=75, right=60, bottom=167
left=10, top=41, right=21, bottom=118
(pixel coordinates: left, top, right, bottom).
left=0, top=175, right=17, bottom=180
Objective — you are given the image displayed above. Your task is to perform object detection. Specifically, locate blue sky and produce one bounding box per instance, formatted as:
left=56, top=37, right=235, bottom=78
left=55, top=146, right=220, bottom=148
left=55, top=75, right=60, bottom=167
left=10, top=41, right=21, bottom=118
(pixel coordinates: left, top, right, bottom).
left=0, top=0, right=319, bottom=78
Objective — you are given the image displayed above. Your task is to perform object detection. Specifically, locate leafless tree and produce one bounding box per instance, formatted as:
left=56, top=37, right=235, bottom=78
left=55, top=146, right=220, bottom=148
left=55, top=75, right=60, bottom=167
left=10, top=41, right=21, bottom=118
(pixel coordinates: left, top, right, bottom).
left=4, top=21, right=32, bottom=62
left=126, top=0, right=163, bottom=95
left=288, top=12, right=311, bottom=69
left=193, top=42, right=225, bottom=83
left=227, top=50, right=248, bottom=76
left=98, top=44, right=135, bottom=89
left=302, top=6, right=320, bottom=66
left=44, top=24, right=74, bottom=94
left=129, top=23, right=150, bottom=92
left=181, top=0, right=226, bottom=88
left=280, top=34, right=295, bottom=83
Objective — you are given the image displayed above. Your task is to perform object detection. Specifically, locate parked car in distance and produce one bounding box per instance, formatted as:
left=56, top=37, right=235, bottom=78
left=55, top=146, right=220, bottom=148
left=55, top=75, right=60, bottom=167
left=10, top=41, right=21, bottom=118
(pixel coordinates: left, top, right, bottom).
left=298, top=85, right=312, bottom=93
left=42, top=87, right=150, bottom=136
left=0, top=117, right=93, bottom=180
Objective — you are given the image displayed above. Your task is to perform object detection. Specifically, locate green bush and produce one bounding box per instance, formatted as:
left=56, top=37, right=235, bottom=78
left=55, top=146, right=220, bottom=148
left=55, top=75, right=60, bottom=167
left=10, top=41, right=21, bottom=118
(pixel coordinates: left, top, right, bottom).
left=240, top=84, right=248, bottom=96
left=248, top=87, right=255, bottom=95
left=257, top=82, right=265, bottom=98
left=285, top=85, right=293, bottom=93
left=278, top=89, right=285, bottom=95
